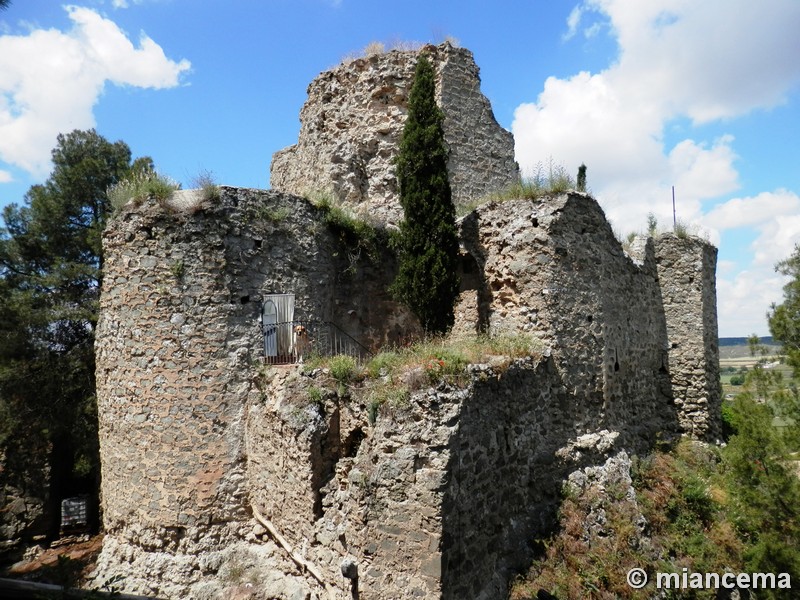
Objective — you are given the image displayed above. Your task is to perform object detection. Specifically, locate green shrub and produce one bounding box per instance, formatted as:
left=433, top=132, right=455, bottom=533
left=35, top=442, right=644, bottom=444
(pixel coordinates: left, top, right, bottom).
left=329, top=355, right=358, bottom=385
left=647, top=212, right=658, bottom=237
left=258, top=205, right=290, bottom=223
left=577, top=163, right=587, bottom=192
left=170, top=260, right=185, bottom=280
left=308, top=190, right=380, bottom=268
left=423, top=347, right=467, bottom=383
left=366, top=384, right=410, bottom=425
left=366, top=351, right=404, bottom=379
left=307, top=386, right=324, bottom=405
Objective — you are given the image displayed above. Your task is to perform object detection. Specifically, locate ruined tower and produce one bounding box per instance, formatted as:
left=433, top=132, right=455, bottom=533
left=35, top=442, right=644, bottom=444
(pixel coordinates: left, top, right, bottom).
left=270, top=42, right=520, bottom=225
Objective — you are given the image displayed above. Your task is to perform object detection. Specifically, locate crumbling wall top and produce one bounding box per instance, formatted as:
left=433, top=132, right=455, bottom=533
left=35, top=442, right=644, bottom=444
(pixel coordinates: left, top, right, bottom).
left=270, top=42, right=519, bottom=226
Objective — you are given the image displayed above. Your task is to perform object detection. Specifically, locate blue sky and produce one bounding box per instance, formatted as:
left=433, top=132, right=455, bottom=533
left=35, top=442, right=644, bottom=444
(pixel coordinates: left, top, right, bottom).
left=1, top=0, right=799, bottom=336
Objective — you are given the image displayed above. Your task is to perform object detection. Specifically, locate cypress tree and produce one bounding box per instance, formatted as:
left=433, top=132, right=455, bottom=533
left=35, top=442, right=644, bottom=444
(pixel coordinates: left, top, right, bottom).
left=577, top=163, right=587, bottom=192
left=391, top=54, right=460, bottom=334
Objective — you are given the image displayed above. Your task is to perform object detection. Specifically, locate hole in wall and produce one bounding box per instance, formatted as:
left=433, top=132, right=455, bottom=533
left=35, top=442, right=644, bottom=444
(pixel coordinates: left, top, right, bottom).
left=587, top=315, right=593, bottom=323
left=342, top=427, right=365, bottom=458
left=240, top=295, right=250, bottom=304
left=314, top=408, right=341, bottom=520
left=531, top=217, right=539, bottom=227
left=671, top=342, right=679, bottom=349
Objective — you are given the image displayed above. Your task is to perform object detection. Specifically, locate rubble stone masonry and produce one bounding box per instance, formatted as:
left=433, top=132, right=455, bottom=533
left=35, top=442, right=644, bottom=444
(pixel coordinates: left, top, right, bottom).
left=93, top=188, right=720, bottom=599
left=270, top=43, right=519, bottom=225
left=92, top=38, right=720, bottom=600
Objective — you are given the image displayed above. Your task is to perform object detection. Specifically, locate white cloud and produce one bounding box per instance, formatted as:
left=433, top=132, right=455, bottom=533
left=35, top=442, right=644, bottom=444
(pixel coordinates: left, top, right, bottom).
left=704, top=189, right=800, bottom=334
left=586, top=0, right=800, bottom=123
left=0, top=6, right=190, bottom=177
left=704, top=190, right=800, bottom=232
left=513, top=0, right=800, bottom=231
left=563, top=6, right=583, bottom=40
left=669, top=136, right=739, bottom=202
left=716, top=269, right=786, bottom=336
left=0, top=170, right=12, bottom=184
left=512, top=0, right=800, bottom=334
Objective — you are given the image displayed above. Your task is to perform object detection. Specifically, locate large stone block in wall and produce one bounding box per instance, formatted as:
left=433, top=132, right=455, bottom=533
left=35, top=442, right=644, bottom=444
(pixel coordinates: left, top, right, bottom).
left=270, top=42, right=520, bottom=226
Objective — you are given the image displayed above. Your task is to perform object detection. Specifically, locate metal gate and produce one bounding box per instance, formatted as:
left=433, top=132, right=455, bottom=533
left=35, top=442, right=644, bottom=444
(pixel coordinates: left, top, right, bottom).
left=262, top=294, right=295, bottom=363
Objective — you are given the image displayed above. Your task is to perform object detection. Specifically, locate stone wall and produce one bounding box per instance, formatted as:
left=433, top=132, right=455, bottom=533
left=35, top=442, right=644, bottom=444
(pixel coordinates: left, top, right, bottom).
left=270, top=43, right=519, bottom=226
left=455, top=192, right=720, bottom=443
left=456, top=193, right=677, bottom=446
left=0, top=440, right=51, bottom=556
left=93, top=187, right=720, bottom=599
left=654, top=234, right=721, bottom=440
left=93, top=187, right=418, bottom=598
left=245, top=354, right=655, bottom=600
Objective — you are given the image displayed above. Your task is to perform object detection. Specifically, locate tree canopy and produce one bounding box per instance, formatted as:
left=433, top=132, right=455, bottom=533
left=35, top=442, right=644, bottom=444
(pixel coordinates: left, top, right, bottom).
left=768, top=245, right=800, bottom=374
left=0, top=130, right=147, bottom=533
left=391, top=54, right=460, bottom=335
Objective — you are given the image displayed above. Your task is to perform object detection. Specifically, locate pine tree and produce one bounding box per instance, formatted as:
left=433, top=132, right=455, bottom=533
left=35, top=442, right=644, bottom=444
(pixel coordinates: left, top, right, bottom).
left=0, top=130, right=148, bottom=536
left=769, top=245, right=800, bottom=375
left=391, top=54, right=460, bottom=334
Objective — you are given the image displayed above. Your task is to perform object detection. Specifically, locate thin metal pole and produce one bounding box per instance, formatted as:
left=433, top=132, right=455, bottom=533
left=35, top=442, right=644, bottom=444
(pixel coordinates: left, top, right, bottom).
left=672, top=186, right=677, bottom=228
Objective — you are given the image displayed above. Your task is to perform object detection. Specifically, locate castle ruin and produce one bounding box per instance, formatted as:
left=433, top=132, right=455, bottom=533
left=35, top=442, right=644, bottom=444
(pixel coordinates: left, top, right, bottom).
left=92, top=44, right=720, bottom=600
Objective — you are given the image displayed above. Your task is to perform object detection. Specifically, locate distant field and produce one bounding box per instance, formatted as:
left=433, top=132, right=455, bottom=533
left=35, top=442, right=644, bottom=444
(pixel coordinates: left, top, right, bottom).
left=718, top=341, right=791, bottom=398
left=718, top=343, right=780, bottom=360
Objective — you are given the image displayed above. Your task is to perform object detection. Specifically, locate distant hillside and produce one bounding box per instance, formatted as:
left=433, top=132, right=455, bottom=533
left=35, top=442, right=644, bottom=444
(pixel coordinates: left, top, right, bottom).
left=719, top=336, right=775, bottom=346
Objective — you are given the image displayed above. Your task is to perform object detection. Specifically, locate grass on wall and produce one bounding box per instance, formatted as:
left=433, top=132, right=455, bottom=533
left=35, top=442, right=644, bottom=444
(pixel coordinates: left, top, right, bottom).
left=458, top=159, right=578, bottom=217
left=301, top=333, right=544, bottom=422
left=108, top=170, right=180, bottom=211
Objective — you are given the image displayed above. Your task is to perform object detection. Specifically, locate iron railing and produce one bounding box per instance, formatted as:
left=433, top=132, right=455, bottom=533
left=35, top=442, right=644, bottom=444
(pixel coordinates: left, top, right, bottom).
left=262, top=320, right=371, bottom=365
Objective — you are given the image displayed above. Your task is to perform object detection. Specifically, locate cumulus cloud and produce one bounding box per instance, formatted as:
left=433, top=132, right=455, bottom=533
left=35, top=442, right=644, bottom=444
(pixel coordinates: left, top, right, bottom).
left=514, top=0, right=800, bottom=226
left=704, top=190, right=800, bottom=334
left=0, top=6, right=190, bottom=177
left=705, top=190, right=800, bottom=232
left=716, top=270, right=787, bottom=337
left=512, top=0, right=800, bottom=334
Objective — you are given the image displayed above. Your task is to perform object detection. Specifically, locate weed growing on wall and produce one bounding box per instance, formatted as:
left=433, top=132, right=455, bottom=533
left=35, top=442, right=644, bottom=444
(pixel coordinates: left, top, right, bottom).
left=191, top=169, right=221, bottom=203
left=305, top=333, right=543, bottom=423
left=329, top=355, right=358, bottom=386
left=458, top=158, right=578, bottom=217
left=108, top=169, right=179, bottom=211
left=308, top=189, right=382, bottom=274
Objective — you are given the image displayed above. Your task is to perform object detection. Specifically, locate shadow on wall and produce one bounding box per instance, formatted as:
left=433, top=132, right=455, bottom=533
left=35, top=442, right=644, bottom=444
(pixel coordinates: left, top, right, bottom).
left=440, top=354, right=679, bottom=600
